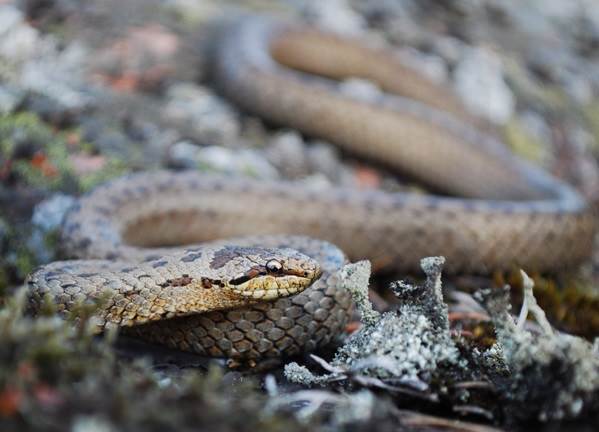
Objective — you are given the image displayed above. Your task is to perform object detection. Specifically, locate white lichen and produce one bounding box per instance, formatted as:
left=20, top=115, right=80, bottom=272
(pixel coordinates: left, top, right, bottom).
left=481, top=271, right=599, bottom=421
left=285, top=257, right=460, bottom=386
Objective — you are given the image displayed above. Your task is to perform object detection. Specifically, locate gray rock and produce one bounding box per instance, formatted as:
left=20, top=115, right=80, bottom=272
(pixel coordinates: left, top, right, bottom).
left=339, top=78, right=382, bottom=103
left=453, top=47, right=515, bottom=124
left=397, top=48, right=448, bottom=84
left=431, top=36, right=468, bottom=67
left=196, top=145, right=279, bottom=180
left=163, top=82, right=240, bottom=146
left=306, top=141, right=345, bottom=183
left=31, top=193, right=77, bottom=232
left=266, top=131, right=309, bottom=178
left=28, top=193, right=77, bottom=264
left=298, top=0, right=366, bottom=35
left=168, top=140, right=201, bottom=170
left=0, top=5, right=39, bottom=63
left=0, top=84, right=24, bottom=114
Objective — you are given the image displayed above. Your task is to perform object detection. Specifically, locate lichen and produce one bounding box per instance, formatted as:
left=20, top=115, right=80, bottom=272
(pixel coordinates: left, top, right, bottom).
left=479, top=271, right=599, bottom=422
left=285, top=258, right=462, bottom=388
left=499, top=270, right=599, bottom=339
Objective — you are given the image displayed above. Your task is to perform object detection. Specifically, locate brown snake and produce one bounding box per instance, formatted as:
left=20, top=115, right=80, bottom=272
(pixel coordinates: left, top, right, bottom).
left=27, top=16, right=596, bottom=364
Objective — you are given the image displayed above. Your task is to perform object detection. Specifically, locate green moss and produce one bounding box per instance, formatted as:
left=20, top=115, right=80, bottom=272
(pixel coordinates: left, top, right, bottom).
left=0, top=112, right=128, bottom=193
left=582, top=100, right=599, bottom=155
left=497, top=271, right=599, bottom=339
left=0, top=289, right=307, bottom=432
left=503, top=59, right=570, bottom=112
left=503, top=118, right=546, bottom=163
left=13, top=247, right=36, bottom=281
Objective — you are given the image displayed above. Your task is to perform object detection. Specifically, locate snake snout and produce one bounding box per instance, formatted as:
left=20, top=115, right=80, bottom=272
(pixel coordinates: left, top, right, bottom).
left=230, top=251, right=322, bottom=301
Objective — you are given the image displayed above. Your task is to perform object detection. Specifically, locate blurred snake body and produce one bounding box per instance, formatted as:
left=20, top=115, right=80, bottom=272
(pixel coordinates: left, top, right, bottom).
left=27, top=16, right=596, bottom=364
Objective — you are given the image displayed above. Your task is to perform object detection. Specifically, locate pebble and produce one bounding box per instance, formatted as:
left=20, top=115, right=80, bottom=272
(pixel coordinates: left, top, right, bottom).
left=266, top=131, right=310, bottom=179
left=20, top=42, right=94, bottom=112
left=31, top=193, right=77, bottom=232
left=453, top=47, right=515, bottom=124
left=397, top=48, right=448, bottom=84
left=28, top=193, right=77, bottom=264
left=163, top=82, right=240, bottom=146
left=0, top=5, right=39, bottom=63
left=0, top=84, right=24, bottom=114
left=339, top=78, right=382, bottom=104
left=298, top=0, right=366, bottom=36
left=169, top=141, right=279, bottom=180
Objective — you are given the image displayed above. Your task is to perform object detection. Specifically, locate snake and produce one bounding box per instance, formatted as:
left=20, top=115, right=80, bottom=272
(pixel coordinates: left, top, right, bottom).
left=26, top=15, right=596, bottom=365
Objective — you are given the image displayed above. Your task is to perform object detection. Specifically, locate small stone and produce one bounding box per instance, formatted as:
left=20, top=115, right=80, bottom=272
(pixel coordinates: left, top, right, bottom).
left=0, top=84, right=23, bottom=114
left=397, top=48, right=448, bottom=84
left=195, top=145, right=279, bottom=180
left=163, top=82, right=240, bottom=146
left=299, top=0, right=366, bottom=36
left=453, top=47, right=515, bottom=124
left=31, top=193, right=77, bottom=233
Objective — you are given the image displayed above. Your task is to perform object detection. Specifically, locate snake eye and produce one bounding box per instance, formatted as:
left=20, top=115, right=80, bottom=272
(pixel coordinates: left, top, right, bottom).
left=265, top=259, right=283, bottom=274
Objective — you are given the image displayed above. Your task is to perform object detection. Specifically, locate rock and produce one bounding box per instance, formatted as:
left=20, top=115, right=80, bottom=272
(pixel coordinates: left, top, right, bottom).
left=266, top=131, right=309, bottom=178
left=562, top=73, right=593, bottom=106
left=20, top=42, right=94, bottom=112
left=431, top=36, right=468, bottom=67
left=163, top=82, right=240, bottom=146
left=169, top=143, right=279, bottom=180
left=28, top=193, right=76, bottom=264
left=339, top=78, right=382, bottom=103
left=31, top=193, right=76, bottom=233
left=0, top=5, right=39, bottom=63
left=167, top=140, right=202, bottom=170
left=0, top=85, right=24, bottom=114
left=306, top=141, right=346, bottom=183
left=299, top=0, right=366, bottom=35
left=453, top=47, right=515, bottom=124
left=397, top=48, right=448, bottom=84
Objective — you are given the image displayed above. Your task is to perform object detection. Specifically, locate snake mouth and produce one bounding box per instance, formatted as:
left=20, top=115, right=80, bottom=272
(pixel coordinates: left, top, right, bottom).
left=230, top=271, right=321, bottom=300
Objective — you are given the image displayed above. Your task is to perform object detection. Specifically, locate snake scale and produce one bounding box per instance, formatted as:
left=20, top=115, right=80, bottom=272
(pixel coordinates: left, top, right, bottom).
left=27, top=15, right=596, bottom=365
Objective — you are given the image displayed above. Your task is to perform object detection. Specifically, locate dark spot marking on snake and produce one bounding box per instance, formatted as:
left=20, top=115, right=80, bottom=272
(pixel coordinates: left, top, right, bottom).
left=210, top=247, right=239, bottom=269
left=160, top=274, right=198, bottom=288
left=230, top=275, right=251, bottom=286
left=143, top=255, right=161, bottom=262
left=182, top=251, right=203, bottom=263
left=77, top=272, right=98, bottom=278
left=121, top=266, right=136, bottom=273
left=152, top=259, right=169, bottom=268
left=200, top=277, right=224, bottom=288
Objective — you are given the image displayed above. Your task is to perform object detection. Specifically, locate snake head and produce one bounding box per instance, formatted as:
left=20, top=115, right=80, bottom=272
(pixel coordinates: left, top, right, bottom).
left=221, top=247, right=322, bottom=300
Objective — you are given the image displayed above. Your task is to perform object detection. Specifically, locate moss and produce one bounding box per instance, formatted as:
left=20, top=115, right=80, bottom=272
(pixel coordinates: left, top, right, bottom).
left=0, top=112, right=128, bottom=193
left=496, top=271, right=599, bottom=339
left=503, top=118, right=546, bottom=163
left=582, top=100, right=599, bottom=155
left=0, top=289, right=308, bottom=432
left=503, top=59, right=570, bottom=112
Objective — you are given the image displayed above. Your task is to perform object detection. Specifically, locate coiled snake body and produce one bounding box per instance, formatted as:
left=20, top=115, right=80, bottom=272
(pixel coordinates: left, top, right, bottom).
left=27, top=16, right=596, bottom=364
